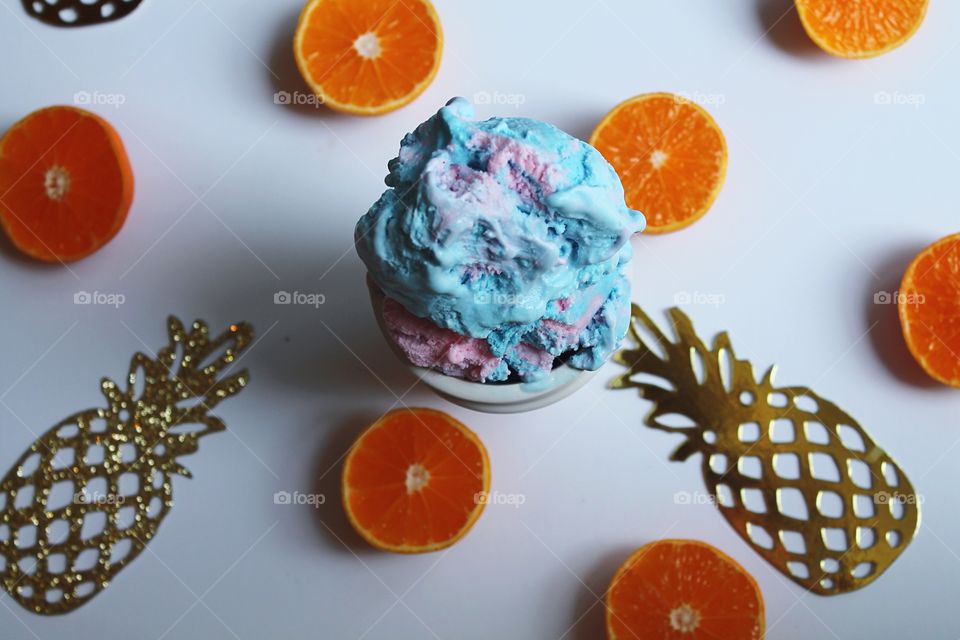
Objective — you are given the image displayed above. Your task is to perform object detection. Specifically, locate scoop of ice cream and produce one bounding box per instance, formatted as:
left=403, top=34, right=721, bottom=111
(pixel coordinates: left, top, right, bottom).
left=380, top=295, right=550, bottom=382
left=356, top=97, right=644, bottom=382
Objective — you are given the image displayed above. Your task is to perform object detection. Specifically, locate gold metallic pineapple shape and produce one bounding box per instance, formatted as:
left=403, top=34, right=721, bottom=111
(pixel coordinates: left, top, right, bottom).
left=0, top=317, right=252, bottom=614
left=612, top=305, right=920, bottom=595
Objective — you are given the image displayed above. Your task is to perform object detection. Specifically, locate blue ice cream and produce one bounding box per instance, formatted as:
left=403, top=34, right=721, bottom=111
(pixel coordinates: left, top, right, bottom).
left=356, top=97, right=645, bottom=383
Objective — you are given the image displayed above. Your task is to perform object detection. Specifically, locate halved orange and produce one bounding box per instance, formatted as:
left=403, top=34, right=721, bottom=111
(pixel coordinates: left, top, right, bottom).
left=899, top=233, right=960, bottom=387
left=795, top=0, right=928, bottom=59
left=0, top=106, right=133, bottom=263
left=606, top=539, right=764, bottom=640
left=590, top=93, right=727, bottom=234
left=342, top=407, right=490, bottom=553
left=293, top=0, right=443, bottom=116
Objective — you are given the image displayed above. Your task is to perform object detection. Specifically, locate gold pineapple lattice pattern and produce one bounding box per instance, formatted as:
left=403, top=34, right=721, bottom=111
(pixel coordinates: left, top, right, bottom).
left=21, top=0, right=144, bottom=26
left=611, top=305, right=920, bottom=595
left=0, top=316, right=253, bottom=615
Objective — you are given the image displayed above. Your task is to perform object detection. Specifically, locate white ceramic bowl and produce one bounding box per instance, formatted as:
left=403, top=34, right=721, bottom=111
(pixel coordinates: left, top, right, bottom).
left=367, top=283, right=598, bottom=414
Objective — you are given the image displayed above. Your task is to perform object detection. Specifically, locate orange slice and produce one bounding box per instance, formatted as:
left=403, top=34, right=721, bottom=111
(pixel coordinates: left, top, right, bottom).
left=606, top=539, right=764, bottom=640
left=590, top=93, right=727, bottom=234
left=342, top=407, right=490, bottom=553
left=898, top=233, right=960, bottom=387
left=795, top=0, right=928, bottom=59
left=0, top=106, right=133, bottom=263
left=293, top=0, right=443, bottom=116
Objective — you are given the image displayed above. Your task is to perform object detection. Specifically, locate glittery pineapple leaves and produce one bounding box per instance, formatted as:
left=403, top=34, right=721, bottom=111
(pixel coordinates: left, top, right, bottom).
left=611, top=304, right=920, bottom=595
left=0, top=316, right=253, bottom=615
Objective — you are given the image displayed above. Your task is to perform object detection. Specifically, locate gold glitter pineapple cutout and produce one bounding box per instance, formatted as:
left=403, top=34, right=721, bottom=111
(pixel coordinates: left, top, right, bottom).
left=612, top=305, right=920, bottom=595
left=0, top=317, right=252, bottom=615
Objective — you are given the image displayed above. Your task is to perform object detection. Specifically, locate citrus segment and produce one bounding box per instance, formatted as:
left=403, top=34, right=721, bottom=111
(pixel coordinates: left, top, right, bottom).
left=606, top=539, right=764, bottom=640
left=899, top=233, right=960, bottom=387
left=293, top=0, right=443, bottom=115
left=590, top=93, right=727, bottom=234
left=795, top=0, right=928, bottom=58
left=0, top=106, right=133, bottom=263
left=342, top=407, right=490, bottom=553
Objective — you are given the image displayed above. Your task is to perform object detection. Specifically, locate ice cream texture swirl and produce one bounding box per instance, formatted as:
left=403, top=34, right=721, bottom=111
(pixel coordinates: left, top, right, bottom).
left=356, top=97, right=644, bottom=382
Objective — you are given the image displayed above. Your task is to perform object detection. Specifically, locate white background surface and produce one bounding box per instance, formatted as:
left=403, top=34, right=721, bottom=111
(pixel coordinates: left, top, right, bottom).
left=1, top=0, right=959, bottom=637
